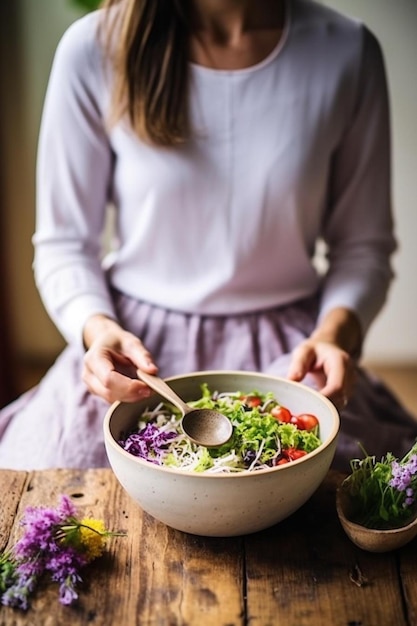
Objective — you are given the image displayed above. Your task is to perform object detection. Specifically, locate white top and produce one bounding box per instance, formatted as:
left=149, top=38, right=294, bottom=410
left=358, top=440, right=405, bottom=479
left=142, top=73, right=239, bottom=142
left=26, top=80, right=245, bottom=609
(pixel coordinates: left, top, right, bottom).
left=34, top=0, right=396, bottom=347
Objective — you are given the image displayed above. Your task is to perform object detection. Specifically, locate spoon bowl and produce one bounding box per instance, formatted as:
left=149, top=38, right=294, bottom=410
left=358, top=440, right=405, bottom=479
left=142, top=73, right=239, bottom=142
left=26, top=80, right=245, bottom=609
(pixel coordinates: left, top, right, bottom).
left=136, top=370, right=233, bottom=447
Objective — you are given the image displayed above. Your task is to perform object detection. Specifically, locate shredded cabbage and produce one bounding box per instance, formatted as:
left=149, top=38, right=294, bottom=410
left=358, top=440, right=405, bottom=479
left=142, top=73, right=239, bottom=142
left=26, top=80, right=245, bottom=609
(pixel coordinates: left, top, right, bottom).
left=118, top=385, right=322, bottom=473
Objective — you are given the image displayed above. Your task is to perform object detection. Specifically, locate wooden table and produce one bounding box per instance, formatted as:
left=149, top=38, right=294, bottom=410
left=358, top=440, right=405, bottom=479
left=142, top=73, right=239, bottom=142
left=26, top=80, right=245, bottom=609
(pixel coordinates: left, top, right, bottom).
left=1, top=468, right=416, bottom=626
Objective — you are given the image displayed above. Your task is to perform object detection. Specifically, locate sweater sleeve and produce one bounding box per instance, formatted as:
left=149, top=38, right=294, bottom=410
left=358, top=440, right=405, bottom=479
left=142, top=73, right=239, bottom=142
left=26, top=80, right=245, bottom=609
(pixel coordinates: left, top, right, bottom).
left=33, top=12, right=117, bottom=347
left=318, top=26, right=397, bottom=338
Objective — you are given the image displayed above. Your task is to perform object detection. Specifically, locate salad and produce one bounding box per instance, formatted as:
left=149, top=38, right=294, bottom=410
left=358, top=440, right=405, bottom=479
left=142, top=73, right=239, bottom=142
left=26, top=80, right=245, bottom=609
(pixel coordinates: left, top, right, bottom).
left=118, top=384, right=322, bottom=473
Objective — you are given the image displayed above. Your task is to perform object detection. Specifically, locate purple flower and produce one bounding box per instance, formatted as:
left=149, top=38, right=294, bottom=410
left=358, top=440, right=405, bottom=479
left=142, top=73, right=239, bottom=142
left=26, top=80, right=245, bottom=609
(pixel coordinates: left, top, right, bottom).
left=13, top=496, right=76, bottom=561
left=1, top=495, right=83, bottom=610
left=389, top=457, right=417, bottom=492
left=1, top=494, right=122, bottom=610
left=56, top=495, right=77, bottom=520
left=59, top=578, right=79, bottom=606
left=388, top=455, right=417, bottom=512
left=1, top=573, right=37, bottom=610
left=15, top=558, right=44, bottom=579
left=46, top=547, right=86, bottom=582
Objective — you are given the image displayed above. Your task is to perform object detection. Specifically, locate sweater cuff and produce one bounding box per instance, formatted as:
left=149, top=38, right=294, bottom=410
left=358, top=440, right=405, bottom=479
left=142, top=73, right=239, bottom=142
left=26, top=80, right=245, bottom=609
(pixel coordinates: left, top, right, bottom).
left=54, top=294, right=117, bottom=348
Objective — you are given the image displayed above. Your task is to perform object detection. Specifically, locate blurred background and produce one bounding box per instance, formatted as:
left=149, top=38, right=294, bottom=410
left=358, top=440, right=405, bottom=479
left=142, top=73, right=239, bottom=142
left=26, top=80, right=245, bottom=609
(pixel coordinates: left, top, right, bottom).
left=0, top=0, right=416, bottom=409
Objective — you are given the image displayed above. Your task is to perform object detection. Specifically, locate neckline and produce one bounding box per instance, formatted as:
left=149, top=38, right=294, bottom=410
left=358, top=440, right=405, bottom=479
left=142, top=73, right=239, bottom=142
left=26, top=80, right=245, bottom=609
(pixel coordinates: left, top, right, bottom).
left=189, top=0, right=291, bottom=76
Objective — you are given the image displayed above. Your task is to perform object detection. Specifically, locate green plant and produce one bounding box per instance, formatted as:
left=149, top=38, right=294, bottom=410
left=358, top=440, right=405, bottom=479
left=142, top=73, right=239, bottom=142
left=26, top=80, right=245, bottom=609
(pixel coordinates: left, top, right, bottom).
left=343, top=441, right=417, bottom=529
left=70, top=0, right=101, bottom=12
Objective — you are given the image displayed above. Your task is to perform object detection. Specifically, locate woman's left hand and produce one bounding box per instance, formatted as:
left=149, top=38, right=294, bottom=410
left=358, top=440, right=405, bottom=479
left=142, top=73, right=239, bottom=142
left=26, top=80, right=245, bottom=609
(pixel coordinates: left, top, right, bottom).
left=287, top=338, right=356, bottom=411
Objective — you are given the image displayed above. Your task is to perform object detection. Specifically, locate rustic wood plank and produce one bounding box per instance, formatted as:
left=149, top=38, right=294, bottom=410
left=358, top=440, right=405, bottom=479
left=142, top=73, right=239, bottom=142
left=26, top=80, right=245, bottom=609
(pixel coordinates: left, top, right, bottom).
left=0, top=471, right=27, bottom=552
left=2, top=468, right=125, bottom=626
left=125, top=513, right=245, bottom=625
left=245, top=471, right=407, bottom=626
left=399, top=539, right=417, bottom=626
left=2, top=468, right=413, bottom=626
left=0, top=468, right=244, bottom=626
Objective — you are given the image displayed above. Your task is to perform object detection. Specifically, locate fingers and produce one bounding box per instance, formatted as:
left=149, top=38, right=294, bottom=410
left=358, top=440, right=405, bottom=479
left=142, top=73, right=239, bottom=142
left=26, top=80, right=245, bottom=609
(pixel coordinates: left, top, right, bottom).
left=319, top=355, right=355, bottom=411
left=287, top=340, right=356, bottom=412
left=82, top=329, right=158, bottom=404
left=120, top=336, right=158, bottom=374
left=83, top=362, right=153, bottom=404
left=287, top=343, right=316, bottom=382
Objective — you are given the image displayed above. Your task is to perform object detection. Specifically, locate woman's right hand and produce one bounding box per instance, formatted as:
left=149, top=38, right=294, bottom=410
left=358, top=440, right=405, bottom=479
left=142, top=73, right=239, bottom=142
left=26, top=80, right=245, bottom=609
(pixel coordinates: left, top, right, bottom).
left=82, top=314, right=158, bottom=404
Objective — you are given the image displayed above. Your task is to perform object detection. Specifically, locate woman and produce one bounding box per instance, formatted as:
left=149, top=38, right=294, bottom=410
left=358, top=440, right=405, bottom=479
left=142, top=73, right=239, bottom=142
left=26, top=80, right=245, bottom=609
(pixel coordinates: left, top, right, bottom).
left=1, top=0, right=416, bottom=470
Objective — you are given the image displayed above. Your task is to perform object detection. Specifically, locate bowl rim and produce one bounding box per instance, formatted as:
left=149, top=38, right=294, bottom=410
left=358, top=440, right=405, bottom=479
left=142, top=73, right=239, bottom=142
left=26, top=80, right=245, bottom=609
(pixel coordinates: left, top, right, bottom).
left=103, top=370, right=340, bottom=479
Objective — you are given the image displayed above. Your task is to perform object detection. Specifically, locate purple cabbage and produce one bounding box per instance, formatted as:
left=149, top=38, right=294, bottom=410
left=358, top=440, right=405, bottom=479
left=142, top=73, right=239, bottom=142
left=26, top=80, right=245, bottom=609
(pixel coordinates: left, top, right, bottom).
left=119, top=423, right=177, bottom=464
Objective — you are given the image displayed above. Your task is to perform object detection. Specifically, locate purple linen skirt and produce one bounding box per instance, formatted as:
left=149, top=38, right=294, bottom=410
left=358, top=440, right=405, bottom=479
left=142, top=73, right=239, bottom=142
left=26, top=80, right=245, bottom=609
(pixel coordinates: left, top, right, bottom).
left=0, top=291, right=416, bottom=471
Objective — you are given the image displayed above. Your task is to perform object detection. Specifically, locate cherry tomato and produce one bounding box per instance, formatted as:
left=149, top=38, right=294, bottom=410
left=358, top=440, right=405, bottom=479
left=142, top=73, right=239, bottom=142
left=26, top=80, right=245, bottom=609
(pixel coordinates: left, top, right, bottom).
left=276, top=457, right=290, bottom=465
left=270, top=405, right=292, bottom=423
left=293, top=413, right=319, bottom=431
left=284, top=447, right=308, bottom=461
left=240, top=395, right=262, bottom=408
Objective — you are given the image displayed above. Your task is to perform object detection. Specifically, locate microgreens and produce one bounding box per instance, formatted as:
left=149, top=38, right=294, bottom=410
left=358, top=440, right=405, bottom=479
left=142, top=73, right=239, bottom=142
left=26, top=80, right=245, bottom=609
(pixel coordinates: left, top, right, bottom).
left=344, top=440, right=417, bottom=530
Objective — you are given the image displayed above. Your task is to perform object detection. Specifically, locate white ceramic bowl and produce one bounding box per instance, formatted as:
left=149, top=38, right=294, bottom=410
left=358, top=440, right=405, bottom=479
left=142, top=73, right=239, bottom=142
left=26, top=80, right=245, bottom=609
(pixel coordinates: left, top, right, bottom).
left=104, top=371, right=340, bottom=536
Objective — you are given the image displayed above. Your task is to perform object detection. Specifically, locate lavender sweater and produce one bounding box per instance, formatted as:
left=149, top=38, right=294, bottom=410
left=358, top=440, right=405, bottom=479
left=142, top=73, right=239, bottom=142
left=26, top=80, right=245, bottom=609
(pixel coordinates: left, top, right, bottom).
left=34, top=0, right=396, bottom=346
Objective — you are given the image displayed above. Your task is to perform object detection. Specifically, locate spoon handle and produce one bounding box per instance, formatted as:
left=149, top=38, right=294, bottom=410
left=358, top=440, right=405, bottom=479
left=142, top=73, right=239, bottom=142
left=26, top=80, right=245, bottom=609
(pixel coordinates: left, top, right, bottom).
left=136, top=370, right=191, bottom=415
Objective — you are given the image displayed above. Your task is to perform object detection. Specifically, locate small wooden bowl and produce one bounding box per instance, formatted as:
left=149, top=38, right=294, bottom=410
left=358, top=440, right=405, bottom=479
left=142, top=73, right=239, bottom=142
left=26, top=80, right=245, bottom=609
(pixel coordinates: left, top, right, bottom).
left=336, top=483, right=417, bottom=553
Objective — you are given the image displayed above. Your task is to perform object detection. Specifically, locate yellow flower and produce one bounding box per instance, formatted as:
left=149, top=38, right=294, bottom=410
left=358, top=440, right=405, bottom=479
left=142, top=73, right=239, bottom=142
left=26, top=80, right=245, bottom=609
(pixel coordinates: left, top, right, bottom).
left=78, top=518, right=108, bottom=561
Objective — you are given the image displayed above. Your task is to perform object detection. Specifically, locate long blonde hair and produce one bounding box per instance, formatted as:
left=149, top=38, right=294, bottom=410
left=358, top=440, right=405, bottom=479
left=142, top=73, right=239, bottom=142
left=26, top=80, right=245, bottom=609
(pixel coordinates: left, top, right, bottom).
left=100, top=0, right=190, bottom=145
